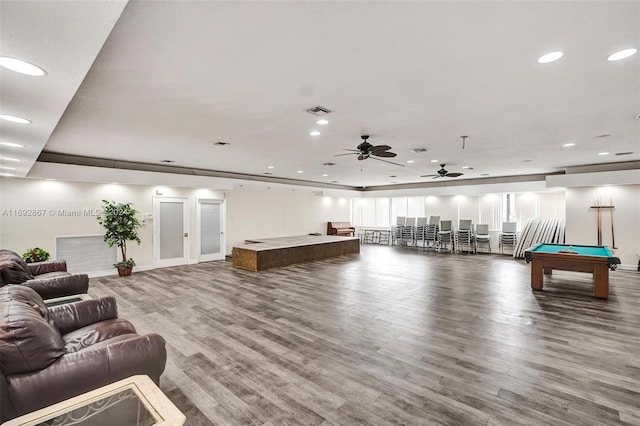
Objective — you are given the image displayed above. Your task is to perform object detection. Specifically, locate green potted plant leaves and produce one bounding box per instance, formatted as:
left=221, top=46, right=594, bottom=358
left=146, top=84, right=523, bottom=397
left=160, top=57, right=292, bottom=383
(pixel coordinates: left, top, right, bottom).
left=97, top=200, right=141, bottom=277
left=22, top=247, right=51, bottom=263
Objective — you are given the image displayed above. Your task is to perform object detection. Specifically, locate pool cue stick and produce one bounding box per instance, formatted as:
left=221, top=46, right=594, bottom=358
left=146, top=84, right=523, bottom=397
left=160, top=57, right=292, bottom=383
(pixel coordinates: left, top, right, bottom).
left=597, top=205, right=602, bottom=245
left=610, top=202, right=617, bottom=249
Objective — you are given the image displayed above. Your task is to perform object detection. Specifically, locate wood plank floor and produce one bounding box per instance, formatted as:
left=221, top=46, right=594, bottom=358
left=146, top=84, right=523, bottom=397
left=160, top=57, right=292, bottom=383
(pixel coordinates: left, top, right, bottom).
left=90, top=245, right=640, bottom=425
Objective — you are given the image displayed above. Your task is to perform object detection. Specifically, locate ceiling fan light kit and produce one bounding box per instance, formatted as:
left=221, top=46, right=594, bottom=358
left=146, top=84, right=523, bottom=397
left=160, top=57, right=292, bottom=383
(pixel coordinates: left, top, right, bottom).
left=421, top=163, right=464, bottom=179
left=334, top=135, right=405, bottom=167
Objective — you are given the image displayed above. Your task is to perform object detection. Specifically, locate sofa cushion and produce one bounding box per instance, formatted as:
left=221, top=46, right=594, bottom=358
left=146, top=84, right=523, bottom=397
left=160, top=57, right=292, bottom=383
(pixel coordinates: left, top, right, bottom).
left=63, top=318, right=137, bottom=353
left=0, top=261, right=33, bottom=285
left=31, top=271, right=71, bottom=280
left=0, top=286, right=64, bottom=375
left=0, top=251, right=33, bottom=279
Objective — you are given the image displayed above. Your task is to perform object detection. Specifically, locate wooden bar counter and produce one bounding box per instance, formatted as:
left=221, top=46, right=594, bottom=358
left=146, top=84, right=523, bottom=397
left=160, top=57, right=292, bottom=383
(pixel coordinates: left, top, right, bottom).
left=232, top=235, right=360, bottom=271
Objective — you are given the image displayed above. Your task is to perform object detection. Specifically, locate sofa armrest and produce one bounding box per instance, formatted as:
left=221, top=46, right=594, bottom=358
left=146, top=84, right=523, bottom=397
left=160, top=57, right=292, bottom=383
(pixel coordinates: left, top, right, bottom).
left=24, top=274, right=89, bottom=299
left=4, top=333, right=167, bottom=418
left=27, top=260, right=67, bottom=276
left=48, top=297, right=118, bottom=334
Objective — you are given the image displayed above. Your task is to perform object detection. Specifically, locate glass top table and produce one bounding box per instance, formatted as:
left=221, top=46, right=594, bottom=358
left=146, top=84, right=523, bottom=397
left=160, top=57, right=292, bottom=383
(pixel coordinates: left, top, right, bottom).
left=4, top=375, right=185, bottom=426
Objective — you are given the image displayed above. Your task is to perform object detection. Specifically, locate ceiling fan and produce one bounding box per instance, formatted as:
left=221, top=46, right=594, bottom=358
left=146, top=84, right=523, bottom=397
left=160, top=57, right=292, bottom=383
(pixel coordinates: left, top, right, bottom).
left=421, top=163, right=464, bottom=179
left=334, top=135, right=405, bottom=167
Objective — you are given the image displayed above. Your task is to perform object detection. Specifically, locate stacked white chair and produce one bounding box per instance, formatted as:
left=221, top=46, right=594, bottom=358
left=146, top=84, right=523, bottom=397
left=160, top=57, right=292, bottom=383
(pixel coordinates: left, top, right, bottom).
left=438, top=220, right=454, bottom=252
left=499, top=221, right=517, bottom=254
left=415, top=217, right=428, bottom=248
left=402, top=217, right=416, bottom=246
left=456, top=219, right=474, bottom=254
left=425, top=216, right=440, bottom=249
left=392, top=216, right=406, bottom=246
left=475, top=224, right=491, bottom=253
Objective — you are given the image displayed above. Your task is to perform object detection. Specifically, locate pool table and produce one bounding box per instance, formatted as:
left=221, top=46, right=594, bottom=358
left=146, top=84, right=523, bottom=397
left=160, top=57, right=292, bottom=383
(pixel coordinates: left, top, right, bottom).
left=524, top=243, right=620, bottom=299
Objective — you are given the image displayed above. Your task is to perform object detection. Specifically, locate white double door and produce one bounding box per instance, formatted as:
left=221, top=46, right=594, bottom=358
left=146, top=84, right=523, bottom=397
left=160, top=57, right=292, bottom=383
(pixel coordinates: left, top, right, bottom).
left=154, top=197, right=224, bottom=268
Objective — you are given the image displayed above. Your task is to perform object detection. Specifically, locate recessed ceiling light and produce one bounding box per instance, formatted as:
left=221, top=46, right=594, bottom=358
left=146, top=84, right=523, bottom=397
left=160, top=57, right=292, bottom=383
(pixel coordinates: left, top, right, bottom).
left=0, top=56, right=46, bottom=76
left=297, top=170, right=303, bottom=173
left=0, top=173, right=15, bottom=177
left=563, top=143, right=575, bottom=147
left=267, top=165, right=274, bottom=169
left=309, top=131, right=320, bottom=136
left=607, top=48, right=637, bottom=61
left=461, top=166, right=470, bottom=169
left=430, top=159, right=438, bottom=163
left=0, top=166, right=16, bottom=170
left=597, top=152, right=610, bottom=156
left=316, top=119, right=328, bottom=125
left=516, top=171, right=523, bottom=174
left=538, top=51, right=563, bottom=64
left=0, top=142, right=24, bottom=148
left=0, top=114, right=31, bottom=124
left=0, top=156, right=20, bottom=162
left=322, top=174, right=328, bottom=177
left=406, top=160, right=415, bottom=164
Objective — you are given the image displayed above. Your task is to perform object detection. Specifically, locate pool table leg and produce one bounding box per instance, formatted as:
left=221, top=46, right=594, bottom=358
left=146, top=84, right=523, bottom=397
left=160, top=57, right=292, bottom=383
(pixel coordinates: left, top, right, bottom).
left=543, top=267, right=552, bottom=275
left=593, top=264, right=609, bottom=299
left=531, top=259, right=544, bottom=291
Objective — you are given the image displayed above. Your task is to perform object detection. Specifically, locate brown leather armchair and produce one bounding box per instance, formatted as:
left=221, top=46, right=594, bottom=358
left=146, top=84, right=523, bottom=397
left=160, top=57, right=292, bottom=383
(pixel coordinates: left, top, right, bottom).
left=0, top=285, right=167, bottom=422
left=0, top=250, right=89, bottom=299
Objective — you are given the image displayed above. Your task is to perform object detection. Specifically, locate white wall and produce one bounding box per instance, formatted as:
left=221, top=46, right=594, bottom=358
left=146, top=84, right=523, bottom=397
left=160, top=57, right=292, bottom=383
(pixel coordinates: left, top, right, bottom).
left=565, top=185, right=640, bottom=269
left=0, top=178, right=350, bottom=273
left=226, top=189, right=350, bottom=248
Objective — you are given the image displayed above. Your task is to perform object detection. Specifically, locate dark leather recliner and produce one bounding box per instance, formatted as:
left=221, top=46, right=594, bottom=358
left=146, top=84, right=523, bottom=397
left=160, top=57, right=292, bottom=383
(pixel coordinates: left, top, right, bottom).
left=0, top=249, right=89, bottom=299
left=0, top=285, right=167, bottom=422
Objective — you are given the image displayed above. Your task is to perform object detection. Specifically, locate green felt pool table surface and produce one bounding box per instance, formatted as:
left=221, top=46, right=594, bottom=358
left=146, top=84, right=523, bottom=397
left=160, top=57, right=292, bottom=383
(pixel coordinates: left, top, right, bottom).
left=526, top=243, right=614, bottom=257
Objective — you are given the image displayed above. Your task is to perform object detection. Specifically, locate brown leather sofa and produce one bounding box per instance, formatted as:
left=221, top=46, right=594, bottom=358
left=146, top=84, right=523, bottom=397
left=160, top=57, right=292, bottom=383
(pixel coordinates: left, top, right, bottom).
left=0, top=285, right=167, bottom=422
left=0, top=249, right=89, bottom=299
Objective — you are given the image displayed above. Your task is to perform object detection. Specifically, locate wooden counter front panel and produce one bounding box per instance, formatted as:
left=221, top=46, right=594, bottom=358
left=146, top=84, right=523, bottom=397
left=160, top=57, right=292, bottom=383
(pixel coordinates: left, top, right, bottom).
left=233, top=239, right=360, bottom=271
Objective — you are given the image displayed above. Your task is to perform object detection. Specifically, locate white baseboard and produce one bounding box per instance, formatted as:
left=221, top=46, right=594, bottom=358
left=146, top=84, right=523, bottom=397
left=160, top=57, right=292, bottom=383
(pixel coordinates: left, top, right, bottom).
left=86, top=264, right=154, bottom=278
left=618, top=263, right=639, bottom=272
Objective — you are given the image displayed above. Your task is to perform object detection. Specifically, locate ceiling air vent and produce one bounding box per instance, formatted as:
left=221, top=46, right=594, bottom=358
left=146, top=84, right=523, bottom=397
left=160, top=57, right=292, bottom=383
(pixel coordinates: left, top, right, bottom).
left=411, top=147, right=428, bottom=153
left=615, top=152, right=634, bottom=156
left=304, top=106, right=332, bottom=116
left=212, top=141, right=230, bottom=146
left=323, top=162, right=336, bottom=166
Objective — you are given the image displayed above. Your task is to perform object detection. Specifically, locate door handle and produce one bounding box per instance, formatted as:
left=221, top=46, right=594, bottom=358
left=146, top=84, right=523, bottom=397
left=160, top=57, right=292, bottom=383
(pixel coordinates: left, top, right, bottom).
left=184, top=233, right=188, bottom=237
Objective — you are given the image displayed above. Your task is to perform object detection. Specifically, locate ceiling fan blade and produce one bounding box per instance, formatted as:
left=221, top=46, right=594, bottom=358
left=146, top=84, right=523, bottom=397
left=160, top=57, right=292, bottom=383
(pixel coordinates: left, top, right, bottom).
left=370, top=157, right=405, bottom=167
left=432, top=176, right=441, bottom=179
left=446, top=172, right=464, bottom=177
left=372, top=151, right=397, bottom=158
left=334, top=153, right=358, bottom=157
left=370, top=144, right=392, bottom=152
left=343, top=149, right=360, bottom=152
left=420, top=174, right=437, bottom=177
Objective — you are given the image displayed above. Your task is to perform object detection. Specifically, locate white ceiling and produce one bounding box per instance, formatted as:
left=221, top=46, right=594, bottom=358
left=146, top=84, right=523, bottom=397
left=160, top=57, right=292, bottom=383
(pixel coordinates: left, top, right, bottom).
left=2, top=1, right=639, bottom=189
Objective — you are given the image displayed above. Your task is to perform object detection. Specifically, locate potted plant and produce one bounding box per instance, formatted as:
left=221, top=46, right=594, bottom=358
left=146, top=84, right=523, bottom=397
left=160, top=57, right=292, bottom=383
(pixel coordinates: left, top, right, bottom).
left=22, top=247, right=51, bottom=263
left=97, top=200, right=141, bottom=277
